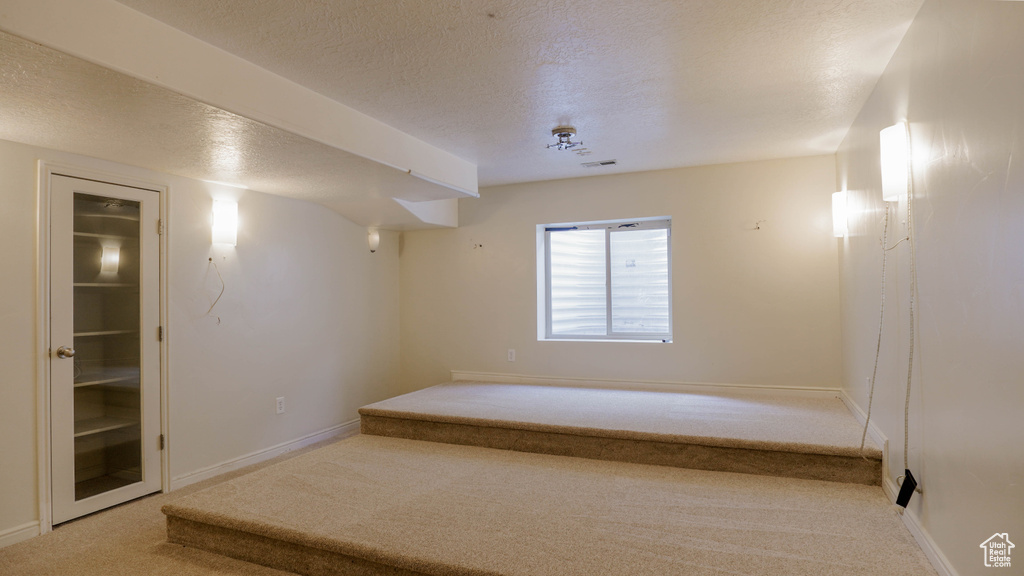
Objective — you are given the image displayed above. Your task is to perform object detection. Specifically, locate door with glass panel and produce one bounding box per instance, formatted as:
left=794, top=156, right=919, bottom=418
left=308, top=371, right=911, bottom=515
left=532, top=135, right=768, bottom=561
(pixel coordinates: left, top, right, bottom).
left=50, top=174, right=161, bottom=524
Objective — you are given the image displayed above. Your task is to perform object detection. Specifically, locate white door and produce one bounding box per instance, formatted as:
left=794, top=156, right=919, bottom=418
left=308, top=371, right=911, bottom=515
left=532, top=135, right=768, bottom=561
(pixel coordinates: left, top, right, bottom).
left=50, top=174, right=162, bottom=524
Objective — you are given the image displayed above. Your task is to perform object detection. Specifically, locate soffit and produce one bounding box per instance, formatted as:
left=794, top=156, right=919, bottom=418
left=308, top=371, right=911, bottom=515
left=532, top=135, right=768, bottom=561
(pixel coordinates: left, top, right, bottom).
left=0, top=31, right=455, bottom=229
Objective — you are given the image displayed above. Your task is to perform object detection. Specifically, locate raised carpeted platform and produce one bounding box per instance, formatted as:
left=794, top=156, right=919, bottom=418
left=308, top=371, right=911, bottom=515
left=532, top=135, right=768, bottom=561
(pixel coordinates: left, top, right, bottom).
left=359, top=382, right=882, bottom=485
left=163, top=435, right=933, bottom=576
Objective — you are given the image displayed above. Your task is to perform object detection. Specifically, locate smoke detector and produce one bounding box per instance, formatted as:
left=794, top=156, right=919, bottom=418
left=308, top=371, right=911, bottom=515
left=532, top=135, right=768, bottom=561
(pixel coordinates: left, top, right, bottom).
left=546, top=126, right=583, bottom=150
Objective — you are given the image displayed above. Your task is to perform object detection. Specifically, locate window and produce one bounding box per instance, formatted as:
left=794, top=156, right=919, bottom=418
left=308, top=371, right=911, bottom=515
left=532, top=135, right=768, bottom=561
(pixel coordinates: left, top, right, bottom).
left=538, top=217, right=671, bottom=342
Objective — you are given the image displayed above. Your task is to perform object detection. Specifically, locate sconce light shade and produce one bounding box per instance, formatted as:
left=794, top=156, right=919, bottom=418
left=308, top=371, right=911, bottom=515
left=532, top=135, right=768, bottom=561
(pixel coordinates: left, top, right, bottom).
left=100, top=246, right=120, bottom=274
left=832, top=191, right=848, bottom=238
left=368, top=229, right=380, bottom=253
left=212, top=200, right=238, bottom=246
left=880, top=122, right=909, bottom=202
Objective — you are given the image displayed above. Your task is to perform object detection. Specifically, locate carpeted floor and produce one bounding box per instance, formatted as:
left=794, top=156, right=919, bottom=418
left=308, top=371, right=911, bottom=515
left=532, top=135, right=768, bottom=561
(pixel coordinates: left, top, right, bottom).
left=164, top=434, right=936, bottom=576
left=359, top=382, right=882, bottom=485
left=4, top=385, right=913, bottom=576
left=359, top=382, right=882, bottom=458
left=0, top=437, right=345, bottom=576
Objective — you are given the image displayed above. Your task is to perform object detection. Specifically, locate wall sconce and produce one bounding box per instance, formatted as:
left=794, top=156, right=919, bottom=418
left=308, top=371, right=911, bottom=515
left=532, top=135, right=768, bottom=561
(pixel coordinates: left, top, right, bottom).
left=832, top=191, right=848, bottom=238
left=880, top=121, right=909, bottom=202
left=211, top=200, right=238, bottom=246
left=100, top=246, right=120, bottom=274
left=368, top=229, right=380, bottom=253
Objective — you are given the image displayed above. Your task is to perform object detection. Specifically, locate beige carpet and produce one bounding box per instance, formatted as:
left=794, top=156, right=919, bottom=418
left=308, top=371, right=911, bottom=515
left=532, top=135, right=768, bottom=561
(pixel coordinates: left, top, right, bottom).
left=360, top=383, right=881, bottom=457
left=0, top=437, right=344, bottom=576
left=360, top=382, right=881, bottom=485
left=164, top=435, right=935, bottom=576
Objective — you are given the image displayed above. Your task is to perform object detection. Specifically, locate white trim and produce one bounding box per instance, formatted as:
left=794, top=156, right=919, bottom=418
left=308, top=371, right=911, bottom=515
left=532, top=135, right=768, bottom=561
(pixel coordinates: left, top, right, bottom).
left=883, top=474, right=960, bottom=576
left=42, top=163, right=166, bottom=194
left=542, top=216, right=671, bottom=231
left=450, top=370, right=842, bottom=399
left=881, top=473, right=899, bottom=503
left=0, top=522, right=40, bottom=549
left=159, top=184, right=171, bottom=494
left=842, top=391, right=956, bottom=576
left=543, top=336, right=674, bottom=343
left=35, top=161, right=52, bottom=535
left=169, top=419, right=360, bottom=491
left=35, top=162, right=169, bottom=532
left=540, top=217, right=673, bottom=343
left=839, top=390, right=889, bottom=479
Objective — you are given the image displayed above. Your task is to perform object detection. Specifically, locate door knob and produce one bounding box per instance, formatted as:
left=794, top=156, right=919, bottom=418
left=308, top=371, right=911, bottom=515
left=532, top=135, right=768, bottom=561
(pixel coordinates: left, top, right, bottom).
left=56, top=346, right=76, bottom=359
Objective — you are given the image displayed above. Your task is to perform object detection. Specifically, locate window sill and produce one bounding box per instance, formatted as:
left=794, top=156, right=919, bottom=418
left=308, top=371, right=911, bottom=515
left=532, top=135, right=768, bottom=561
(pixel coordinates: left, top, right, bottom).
left=539, top=338, right=672, bottom=344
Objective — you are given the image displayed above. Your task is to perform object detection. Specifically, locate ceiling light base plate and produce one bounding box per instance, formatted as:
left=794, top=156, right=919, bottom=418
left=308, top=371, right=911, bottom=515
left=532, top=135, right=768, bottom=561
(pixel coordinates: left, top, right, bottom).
left=547, top=125, right=583, bottom=150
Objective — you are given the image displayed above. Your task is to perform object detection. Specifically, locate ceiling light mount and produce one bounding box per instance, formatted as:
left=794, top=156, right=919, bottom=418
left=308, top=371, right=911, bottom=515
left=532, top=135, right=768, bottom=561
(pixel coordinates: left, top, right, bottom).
left=547, top=126, right=583, bottom=151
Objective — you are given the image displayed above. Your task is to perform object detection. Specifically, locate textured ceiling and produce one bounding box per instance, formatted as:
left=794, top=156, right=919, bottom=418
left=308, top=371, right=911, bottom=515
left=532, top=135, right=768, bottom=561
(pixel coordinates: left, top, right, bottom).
left=0, top=31, right=459, bottom=229
left=114, top=0, right=923, bottom=186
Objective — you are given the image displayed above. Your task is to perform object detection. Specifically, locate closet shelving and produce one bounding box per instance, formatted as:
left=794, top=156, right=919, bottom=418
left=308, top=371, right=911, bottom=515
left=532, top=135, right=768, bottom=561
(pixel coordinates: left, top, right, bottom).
left=69, top=194, right=144, bottom=500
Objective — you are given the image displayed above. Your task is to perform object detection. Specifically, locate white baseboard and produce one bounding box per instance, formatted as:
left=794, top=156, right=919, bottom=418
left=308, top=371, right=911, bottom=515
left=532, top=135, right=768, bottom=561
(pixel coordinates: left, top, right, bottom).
left=838, top=390, right=889, bottom=467
left=883, top=475, right=960, bottom=576
left=170, top=418, right=360, bottom=491
left=0, top=521, right=40, bottom=549
left=842, top=391, right=957, bottom=576
left=450, top=370, right=841, bottom=399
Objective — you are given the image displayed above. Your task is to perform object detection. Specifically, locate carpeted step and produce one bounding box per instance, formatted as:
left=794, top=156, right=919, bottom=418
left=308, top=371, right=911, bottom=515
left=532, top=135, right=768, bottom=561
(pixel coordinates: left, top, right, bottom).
left=162, top=435, right=933, bottom=576
left=358, top=382, right=882, bottom=485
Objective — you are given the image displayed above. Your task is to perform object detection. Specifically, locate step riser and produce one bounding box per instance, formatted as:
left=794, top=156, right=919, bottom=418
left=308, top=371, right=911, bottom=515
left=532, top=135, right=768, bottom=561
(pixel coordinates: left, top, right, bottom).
left=167, top=516, right=428, bottom=576
left=360, top=415, right=881, bottom=486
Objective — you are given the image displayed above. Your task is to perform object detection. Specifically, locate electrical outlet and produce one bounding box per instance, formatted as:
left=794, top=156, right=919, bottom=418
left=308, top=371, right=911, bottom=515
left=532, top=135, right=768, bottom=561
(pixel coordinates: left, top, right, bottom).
left=276, top=397, right=285, bottom=414
left=507, top=349, right=516, bottom=362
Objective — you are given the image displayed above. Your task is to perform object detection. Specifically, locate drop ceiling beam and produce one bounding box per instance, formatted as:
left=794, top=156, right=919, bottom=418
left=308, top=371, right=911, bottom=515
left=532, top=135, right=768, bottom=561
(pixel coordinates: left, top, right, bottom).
left=0, top=0, right=478, bottom=198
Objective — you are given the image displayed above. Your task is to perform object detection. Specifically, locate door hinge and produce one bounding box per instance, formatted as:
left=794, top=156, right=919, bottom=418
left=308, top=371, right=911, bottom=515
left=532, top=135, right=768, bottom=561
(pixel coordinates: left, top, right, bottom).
left=157, top=219, right=164, bottom=235
left=158, top=434, right=165, bottom=450
left=158, top=326, right=163, bottom=341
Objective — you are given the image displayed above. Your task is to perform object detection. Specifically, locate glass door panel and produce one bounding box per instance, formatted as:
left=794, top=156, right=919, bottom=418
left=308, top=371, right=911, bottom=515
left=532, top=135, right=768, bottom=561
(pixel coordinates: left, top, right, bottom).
left=71, top=193, right=143, bottom=500
left=50, top=174, right=161, bottom=525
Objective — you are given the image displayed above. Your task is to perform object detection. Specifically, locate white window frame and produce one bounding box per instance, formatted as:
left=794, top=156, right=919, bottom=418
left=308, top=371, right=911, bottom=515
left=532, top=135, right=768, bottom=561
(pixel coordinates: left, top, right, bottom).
left=537, top=216, right=672, bottom=342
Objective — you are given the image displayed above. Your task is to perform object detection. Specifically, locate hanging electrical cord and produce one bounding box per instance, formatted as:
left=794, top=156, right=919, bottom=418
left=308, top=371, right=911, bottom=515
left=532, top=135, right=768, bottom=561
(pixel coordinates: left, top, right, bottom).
left=205, top=257, right=225, bottom=325
left=862, top=122, right=921, bottom=510
left=859, top=203, right=891, bottom=458
left=902, top=123, right=919, bottom=476
left=890, top=122, right=922, bottom=509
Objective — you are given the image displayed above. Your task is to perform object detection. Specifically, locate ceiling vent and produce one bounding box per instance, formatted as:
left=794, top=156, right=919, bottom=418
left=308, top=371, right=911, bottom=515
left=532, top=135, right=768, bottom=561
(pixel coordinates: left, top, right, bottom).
left=581, top=159, right=617, bottom=168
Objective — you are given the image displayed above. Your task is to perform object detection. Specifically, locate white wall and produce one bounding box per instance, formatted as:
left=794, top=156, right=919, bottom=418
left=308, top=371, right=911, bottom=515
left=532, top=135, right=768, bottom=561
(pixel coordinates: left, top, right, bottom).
left=0, top=138, right=401, bottom=542
left=836, top=0, right=1024, bottom=573
left=166, top=173, right=401, bottom=479
left=400, top=155, right=841, bottom=391
left=0, top=140, right=43, bottom=544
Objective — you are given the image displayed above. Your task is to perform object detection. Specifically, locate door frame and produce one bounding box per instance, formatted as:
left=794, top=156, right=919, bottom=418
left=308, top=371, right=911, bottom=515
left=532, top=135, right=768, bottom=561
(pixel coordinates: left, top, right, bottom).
left=35, top=162, right=170, bottom=533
